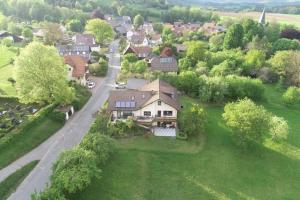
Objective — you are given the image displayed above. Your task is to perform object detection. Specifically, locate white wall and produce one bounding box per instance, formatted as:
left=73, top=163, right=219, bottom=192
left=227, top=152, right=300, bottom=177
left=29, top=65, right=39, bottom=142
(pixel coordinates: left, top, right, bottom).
left=112, top=100, right=177, bottom=119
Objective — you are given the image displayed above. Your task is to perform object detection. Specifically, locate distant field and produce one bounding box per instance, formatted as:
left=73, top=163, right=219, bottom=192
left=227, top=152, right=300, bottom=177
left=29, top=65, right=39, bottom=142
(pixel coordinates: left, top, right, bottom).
left=218, top=11, right=300, bottom=28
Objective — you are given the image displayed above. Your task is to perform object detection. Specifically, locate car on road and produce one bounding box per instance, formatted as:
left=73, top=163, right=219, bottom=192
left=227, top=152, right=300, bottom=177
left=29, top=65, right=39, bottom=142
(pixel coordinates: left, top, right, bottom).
left=115, top=82, right=126, bottom=89
left=87, top=81, right=96, bottom=89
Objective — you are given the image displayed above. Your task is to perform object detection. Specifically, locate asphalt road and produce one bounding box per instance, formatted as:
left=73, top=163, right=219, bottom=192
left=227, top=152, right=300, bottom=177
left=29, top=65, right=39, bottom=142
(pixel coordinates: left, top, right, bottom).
left=2, top=40, right=120, bottom=200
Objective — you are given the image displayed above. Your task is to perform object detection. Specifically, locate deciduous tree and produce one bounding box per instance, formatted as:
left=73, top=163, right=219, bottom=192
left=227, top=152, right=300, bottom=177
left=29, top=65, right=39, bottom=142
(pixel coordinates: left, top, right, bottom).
left=16, top=42, right=75, bottom=105
left=85, top=19, right=114, bottom=44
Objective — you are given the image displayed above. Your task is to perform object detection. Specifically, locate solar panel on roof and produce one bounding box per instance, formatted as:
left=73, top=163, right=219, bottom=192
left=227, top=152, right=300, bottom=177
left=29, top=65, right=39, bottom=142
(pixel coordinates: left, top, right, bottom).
left=120, top=101, right=125, bottom=107
left=115, top=101, right=121, bottom=108
left=130, top=101, right=136, bottom=108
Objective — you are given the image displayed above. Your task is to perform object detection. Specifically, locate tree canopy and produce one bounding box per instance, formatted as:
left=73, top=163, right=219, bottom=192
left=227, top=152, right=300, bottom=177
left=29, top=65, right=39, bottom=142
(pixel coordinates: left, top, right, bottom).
left=85, top=19, right=115, bottom=45
left=16, top=42, right=75, bottom=105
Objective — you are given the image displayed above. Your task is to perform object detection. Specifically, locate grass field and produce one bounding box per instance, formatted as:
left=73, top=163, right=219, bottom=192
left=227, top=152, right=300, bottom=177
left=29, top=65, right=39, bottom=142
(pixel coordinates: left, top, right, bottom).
left=0, top=160, right=38, bottom=200
left=218, top=11, right=300, bottom=28
left=0, top=117, right=63, bottom=169
left=74, top=85, right=300, bottom=200
left=0, top=46, right=18, bottom=96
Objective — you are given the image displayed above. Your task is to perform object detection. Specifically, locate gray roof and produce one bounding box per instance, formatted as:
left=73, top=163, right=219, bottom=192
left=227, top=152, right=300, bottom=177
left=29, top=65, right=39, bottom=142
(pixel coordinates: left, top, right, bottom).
left=150, top=56, right=178, bottom=72
left=108, top=79, right=180, bottom=112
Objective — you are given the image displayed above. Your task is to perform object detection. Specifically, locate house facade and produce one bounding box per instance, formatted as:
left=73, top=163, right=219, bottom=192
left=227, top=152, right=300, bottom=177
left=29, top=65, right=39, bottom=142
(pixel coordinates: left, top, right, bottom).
left=64, top=55, right=88, bottom=85
left=108, top=79, right=180, bottom=130
left=123, top=44, right=153, bottom=59
left=57, top=45, right=91, bottom=61
left=72, top=34, right=100, bottom=52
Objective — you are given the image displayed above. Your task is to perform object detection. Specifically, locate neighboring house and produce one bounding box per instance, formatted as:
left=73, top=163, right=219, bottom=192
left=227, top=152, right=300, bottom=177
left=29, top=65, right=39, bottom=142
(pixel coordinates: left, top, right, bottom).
left=57, top=45, right=91, bottom=61
left=149, top=56, right=178, bottom=72
left=171, top=22, right=202, bottom=36
left=201, top=22, right=225, bottom=36
left=127, top=31, right=149, bottom=46
left=108, top=79, right=180, bottom=134
left=123, top=44, right=153, bottom=59
left=64, top=55, right=88, bottom=85
left=174, top=43, right=187, bottom=53
left=72, top=34, right=100, bottom=52
left=149, top=47, right=178, bottom=72
left=149, top=34, right=162, bottom=46
left=0, top=31, right=23, bottom=43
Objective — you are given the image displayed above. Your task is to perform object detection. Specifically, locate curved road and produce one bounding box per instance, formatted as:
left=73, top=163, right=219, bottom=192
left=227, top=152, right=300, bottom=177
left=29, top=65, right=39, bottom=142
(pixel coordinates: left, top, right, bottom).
left=0, top=40, right=120, bottom=200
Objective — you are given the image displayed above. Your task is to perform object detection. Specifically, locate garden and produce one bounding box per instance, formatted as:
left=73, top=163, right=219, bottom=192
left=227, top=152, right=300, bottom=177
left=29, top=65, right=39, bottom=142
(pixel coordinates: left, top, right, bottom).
left=0, top=97, right=40, bottom=136
left=72, top=85, right=300, bottom=200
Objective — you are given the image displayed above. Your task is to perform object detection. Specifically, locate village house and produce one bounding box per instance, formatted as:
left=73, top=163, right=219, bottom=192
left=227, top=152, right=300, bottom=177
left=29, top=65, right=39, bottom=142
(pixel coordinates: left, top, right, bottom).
left=174, top=43, right=187, bottom=53
left=72, top=34, right=100, bottom=52
left=127, top=30, right=149, bottom=46
left=64, top=55, right=88, bottom=86
left=57, top=45, right=91, bottom=61
left=201, top=22, right=225, bottom=37
left=149, top=33, right=163, bottom=46
left=168, top=22, right=202, bottom=36
left=0, top=31, right=23, bottom=43
left=108, top=79, right=180, bottom=136
left=149, top=47, right=178, bottom=72
left=123, top=44, right=153, bottom=59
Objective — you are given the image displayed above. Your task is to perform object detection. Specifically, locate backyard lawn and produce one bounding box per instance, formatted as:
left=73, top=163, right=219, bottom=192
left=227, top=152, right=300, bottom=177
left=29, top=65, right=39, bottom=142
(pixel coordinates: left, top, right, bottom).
left=0, top=45, right=18, bottom=96
left=74, top=85, right=300, bottom=200
left=0, top=160, right=38, bottom=200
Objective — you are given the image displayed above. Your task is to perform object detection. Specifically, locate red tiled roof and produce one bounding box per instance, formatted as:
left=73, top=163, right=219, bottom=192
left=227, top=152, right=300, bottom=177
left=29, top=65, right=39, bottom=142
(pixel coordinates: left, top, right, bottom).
left=64, top=55, right=87, bottom=77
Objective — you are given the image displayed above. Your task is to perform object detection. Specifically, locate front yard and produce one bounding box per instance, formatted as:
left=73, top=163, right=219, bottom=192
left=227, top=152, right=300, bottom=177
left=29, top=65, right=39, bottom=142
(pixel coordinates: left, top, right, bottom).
left=73, top=85, right=300, bottom=200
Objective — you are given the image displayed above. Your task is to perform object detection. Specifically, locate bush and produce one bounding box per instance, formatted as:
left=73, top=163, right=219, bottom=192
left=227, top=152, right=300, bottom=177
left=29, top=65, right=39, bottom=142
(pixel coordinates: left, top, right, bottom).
left=225, top=76, right=265, bottom=101
left=89, top=58, right=108, bottom=76
left=72, top=84, right=91, bottom=110
left=49, top=110, right=66, bottom=123
left=51, top=147, right=101, bottom=194
left=199, top=76, right=228, bottom=103
left=1, top=37, right=13, bottom=47
left=282, top=86, right=300, bottom=105
left=80, top=133, right=115, bottom=164
left=178, top=103, right=206, bottom=137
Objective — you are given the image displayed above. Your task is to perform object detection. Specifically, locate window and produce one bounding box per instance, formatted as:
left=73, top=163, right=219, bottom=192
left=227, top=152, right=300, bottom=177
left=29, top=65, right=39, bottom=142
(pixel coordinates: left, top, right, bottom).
left=163, top=111, right=173, bottom=116
left=158, top=100, right=161, bottom=106
left=144, top=111, right=151, bottom=116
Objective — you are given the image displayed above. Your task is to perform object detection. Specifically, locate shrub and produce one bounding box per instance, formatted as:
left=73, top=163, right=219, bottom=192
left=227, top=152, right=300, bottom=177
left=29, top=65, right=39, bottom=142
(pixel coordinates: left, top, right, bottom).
left=282, top=86, right=300, bottom=105
left=80, top=133, right=115, bottom=164
left=199, top=76, right=228, bottom=103
left=225, top=76, right=265, bottom=101
left=49, top=110, right=66, bottom=123
left=89, top=58, right=108, bottom=77
left=72, top=84, right=91, bottom=110
left=223, top=98, right=270, bottom=148
left=178, top=103, right=206, bottom=137
left=1, top=37, right=13, bottom=47
left=51, top=147, right=101, bottom=194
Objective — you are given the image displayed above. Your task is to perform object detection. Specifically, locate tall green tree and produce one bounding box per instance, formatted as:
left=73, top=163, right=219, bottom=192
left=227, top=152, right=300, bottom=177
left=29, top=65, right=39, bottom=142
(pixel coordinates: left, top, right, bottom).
left=223, top=23, right=244, bottom=50
left=223, top=98, right=270, bottom=147
left=85, top=19, right=114, bottom=44
left=179, top=103, right=206, bottom=137
left=133, top=14, right=144, bottom=29
left=186, top=41, right=208, bottom=64
left=16, top=42, right=75, bottom=105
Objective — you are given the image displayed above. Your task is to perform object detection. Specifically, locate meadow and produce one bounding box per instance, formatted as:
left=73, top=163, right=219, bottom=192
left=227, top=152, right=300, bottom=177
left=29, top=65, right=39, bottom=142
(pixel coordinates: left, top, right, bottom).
left=73, top=85, right=300, bottom=200
left=218, top=11, right=300, bottom=28
left=0, top=46, right=18, bottom=96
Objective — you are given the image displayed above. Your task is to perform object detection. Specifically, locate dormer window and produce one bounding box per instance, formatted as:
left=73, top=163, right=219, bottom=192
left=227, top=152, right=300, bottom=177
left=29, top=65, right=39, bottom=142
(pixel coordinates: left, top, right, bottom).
left=158, top=100, right=161, bottom=106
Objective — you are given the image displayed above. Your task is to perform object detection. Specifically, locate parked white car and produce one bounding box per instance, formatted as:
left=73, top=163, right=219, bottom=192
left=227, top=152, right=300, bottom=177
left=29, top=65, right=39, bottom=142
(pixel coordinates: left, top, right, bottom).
left=115, top=83, right=126, bottom=89
left=87, top=81, right=95, bottom=89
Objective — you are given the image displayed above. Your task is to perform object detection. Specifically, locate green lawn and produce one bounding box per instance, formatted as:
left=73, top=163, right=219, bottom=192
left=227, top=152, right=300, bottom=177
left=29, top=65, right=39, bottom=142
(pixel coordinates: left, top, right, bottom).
left=0, top=46, right=18, bottom=96
left=74, top=85, right=300, bottom=200
left=0, top=160, right=38, bottom=200
left=0, top=117, right=63, bottom=169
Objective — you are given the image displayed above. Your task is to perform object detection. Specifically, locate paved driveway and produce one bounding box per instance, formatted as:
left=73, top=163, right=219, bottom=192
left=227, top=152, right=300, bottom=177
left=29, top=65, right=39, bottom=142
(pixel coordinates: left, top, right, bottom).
left=0, top=40, right=120, bottom=200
